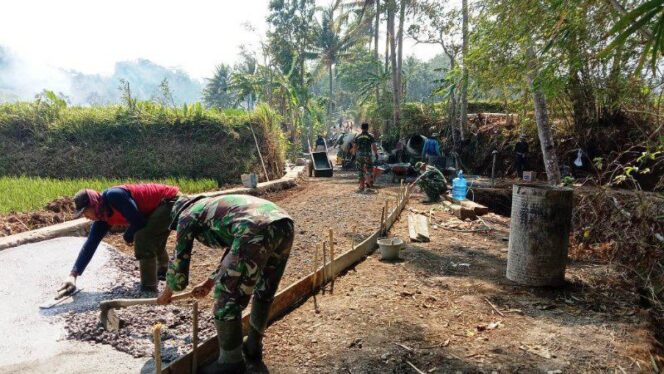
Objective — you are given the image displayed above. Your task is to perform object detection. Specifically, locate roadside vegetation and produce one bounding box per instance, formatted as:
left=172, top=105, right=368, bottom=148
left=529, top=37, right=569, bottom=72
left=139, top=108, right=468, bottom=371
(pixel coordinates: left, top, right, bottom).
left=0, top=176, right=217, bottom=214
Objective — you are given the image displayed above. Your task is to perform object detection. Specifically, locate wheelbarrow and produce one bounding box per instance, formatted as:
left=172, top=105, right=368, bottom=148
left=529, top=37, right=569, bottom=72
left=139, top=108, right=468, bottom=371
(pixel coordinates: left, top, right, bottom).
left=387, top=163, right=412, bottom=183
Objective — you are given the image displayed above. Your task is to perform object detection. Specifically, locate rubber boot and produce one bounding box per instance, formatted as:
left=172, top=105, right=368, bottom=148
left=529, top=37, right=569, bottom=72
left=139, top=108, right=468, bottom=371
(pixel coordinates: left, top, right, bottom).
left=157, top=247, right=169, bottom=281
left=201, top=320, right=245, bottom=374
left=243, top=300, right=271, bottom=362
left=138, top=258, right=158, bottom=293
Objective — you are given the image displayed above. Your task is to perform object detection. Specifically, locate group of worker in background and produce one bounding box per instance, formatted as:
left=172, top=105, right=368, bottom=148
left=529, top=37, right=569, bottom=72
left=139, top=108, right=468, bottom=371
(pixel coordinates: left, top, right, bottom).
left=346, top=122, right=448, bottom=202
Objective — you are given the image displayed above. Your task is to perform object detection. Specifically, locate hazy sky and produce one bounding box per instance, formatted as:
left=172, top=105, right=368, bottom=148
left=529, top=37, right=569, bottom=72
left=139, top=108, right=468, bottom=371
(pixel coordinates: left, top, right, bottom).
left=0, top=0, right=440, bottom=79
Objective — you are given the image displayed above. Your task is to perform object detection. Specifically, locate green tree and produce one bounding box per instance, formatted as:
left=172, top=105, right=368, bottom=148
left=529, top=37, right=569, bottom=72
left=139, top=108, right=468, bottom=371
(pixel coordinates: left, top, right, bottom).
left=202, top=64, right=235, bottom=109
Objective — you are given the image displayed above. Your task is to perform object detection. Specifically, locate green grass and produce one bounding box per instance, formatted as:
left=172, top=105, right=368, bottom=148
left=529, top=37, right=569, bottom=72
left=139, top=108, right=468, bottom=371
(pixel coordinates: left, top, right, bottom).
left=0, top=176, right=218, bottom=214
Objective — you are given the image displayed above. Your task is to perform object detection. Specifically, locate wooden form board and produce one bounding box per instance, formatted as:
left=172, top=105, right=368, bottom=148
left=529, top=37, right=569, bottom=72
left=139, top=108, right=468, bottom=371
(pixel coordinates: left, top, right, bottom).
left=163, top=185, right=413, bottom=373
left=407, top=213, right=430, bottom=242
left=444, top=195, right=490, bottom=216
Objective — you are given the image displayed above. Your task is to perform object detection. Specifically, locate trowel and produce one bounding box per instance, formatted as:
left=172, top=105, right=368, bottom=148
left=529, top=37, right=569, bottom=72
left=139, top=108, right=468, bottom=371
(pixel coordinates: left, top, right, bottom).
left=99, top=291, right=193, bottom=331
left=39, top=287, right=83, bottom=309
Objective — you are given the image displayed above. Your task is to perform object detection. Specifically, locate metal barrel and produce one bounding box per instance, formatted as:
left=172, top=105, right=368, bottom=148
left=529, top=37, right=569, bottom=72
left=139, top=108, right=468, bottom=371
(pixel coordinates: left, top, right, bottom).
left=507, top=184, right=573, bottom=286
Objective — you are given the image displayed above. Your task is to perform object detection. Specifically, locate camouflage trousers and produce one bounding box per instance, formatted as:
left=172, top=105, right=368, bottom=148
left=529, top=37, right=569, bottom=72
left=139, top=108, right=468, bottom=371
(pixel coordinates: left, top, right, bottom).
left=418, top=177, right=446, bottom=201
left=214, top=219, right=294, bottom=321
left=356, top=154, right=373, bottom=186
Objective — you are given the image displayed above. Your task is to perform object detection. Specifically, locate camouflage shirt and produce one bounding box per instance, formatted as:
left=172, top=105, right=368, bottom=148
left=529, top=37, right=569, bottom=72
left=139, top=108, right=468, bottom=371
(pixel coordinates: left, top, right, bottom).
left=353, top=132, right=376, bottom=155
left=166, top=194, right=292, bottom=291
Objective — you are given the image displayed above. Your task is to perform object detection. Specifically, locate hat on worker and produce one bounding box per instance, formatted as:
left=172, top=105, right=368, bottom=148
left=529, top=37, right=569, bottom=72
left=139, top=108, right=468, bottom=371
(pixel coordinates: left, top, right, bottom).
left=72, top=189, right=91, bottom=218
left=415, top=162, right=425, bottom=170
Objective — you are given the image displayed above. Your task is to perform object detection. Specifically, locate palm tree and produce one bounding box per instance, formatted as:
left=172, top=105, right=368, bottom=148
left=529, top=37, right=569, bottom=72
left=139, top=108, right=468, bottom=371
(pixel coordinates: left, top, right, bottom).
left=315, top=1, right=369, bottom=123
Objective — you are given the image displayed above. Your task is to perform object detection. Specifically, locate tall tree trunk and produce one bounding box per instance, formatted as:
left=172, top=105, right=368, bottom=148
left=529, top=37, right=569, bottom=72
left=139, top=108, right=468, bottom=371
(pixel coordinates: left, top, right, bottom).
left=459, top=0, right=468, bottom=142
left=387, top=0, right=399, bottom=136
left=396, top=0, right=406, bottom=124
left=375, top=0, right=380, bottom=103
left=527, top=47, right=561, bottom=185
left=384, top=15, right=390, bottom=75
left=328, top=63, right=333, bottom=121
left=447, top=53, right=458, bottom=146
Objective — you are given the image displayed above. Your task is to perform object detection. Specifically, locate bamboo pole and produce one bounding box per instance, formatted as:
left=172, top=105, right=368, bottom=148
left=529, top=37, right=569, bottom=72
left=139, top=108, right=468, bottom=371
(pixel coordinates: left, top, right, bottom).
left=329, top=229, right=335, bottom=294
left=192, top=301, right=198, bottom=374
left=248, top=123, right=270, bottom=182
left=153, top=323, right=162, bottom=374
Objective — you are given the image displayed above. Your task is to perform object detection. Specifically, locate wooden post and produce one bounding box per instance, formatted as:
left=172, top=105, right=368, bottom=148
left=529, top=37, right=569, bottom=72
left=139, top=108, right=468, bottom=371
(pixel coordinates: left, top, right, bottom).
left=380, top=206, right=386, bottom=236
left=322, top=241, right=328, bottom=295
left=384, top=200, right=390, bottom=227
left=192, top=302, right=198, bottom=374
left=153, top=323, right=162, bottom=374
left=351, top=226, right=356, bottom=252
left=329, top=229, right=335, bottom=294
left=312, top=244, right=319, bottom=312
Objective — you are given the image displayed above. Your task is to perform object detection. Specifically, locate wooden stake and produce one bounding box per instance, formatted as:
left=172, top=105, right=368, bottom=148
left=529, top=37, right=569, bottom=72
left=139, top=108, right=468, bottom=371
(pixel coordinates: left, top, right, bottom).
left=322, top=241, right=327, bottom=295
left=192, top=301, right=198, bottom=374
left=329, top=229, right=335, bottom=294
left=351, top=226, right=356, bottom=251
left=384, top=200, right=389, bottom=228
left=153, top=323, right=162, bottom=374
left=312, top=245, right=319, bottom=312
left=380, top=206, right=386, bottom=236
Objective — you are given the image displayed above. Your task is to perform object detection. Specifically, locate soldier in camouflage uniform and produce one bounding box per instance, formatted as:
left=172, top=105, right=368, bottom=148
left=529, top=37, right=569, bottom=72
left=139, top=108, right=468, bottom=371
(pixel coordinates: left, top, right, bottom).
left=157, top=194, right=294, bottom=373
left=414, top=162, right=448, bottom=203
left=351, top=122, right=378, bottom=192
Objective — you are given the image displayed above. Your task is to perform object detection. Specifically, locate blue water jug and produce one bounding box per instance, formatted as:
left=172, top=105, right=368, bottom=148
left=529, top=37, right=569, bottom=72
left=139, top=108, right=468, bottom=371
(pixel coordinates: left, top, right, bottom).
left=452, top=170, right=468, bottom=201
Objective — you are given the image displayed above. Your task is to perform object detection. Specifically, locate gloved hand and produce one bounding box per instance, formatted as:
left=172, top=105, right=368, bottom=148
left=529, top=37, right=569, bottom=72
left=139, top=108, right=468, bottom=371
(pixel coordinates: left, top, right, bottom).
left=56, top=274, right=77, bottom=299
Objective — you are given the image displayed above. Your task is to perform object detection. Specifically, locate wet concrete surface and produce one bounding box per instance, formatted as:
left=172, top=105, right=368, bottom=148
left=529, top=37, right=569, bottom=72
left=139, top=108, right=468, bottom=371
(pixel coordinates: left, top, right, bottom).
left=0, top=237, right=150, bottom=373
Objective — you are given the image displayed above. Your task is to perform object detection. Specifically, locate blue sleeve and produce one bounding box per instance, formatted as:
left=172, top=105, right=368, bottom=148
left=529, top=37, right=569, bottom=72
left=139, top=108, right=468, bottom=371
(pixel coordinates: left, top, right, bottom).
left=104, top=188, right=147, bottom=243
left=71, top=221, right=110, bottom=275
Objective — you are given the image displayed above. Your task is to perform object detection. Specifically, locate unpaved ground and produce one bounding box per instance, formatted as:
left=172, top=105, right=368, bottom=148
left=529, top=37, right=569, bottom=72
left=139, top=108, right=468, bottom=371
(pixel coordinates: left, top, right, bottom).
left=63, top=170, right=403, bottom=364
left=261, top=194, right=658, bottom=373
left=0, top=197, right=76, bottom=237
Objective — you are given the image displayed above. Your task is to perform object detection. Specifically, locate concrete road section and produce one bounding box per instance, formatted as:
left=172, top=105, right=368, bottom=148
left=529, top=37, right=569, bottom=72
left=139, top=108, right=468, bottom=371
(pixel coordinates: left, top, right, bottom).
left=0, top=237, right=149, bottom=374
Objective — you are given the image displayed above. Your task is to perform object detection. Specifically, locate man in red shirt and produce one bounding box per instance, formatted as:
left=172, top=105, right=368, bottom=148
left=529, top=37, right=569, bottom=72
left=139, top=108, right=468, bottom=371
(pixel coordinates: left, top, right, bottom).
left=57, top=184, right=180, bottom=296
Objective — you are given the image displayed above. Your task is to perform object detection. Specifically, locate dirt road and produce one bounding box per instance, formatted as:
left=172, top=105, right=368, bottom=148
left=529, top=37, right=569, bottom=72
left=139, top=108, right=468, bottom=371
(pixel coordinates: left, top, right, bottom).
left=262, top=197, right=657, bottom=373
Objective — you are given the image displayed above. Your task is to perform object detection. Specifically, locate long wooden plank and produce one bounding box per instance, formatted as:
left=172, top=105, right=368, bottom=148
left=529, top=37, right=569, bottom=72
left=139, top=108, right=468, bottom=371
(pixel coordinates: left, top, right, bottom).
left=163, top=185, right=412, bottom=373
left=415, top=214, right=430, bottom=242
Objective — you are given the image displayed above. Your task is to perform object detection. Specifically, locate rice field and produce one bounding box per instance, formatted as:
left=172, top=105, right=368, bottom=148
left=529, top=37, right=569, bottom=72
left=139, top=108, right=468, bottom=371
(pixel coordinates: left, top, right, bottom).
left=0, top=176, right=218, bottom=214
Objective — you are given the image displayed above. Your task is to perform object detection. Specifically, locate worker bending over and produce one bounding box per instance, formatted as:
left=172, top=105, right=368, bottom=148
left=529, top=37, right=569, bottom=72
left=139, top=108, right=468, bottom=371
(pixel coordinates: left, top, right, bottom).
left=415, top=162, right=448, bottom=203
left=59, top=184, right=179, bottom=296
left=351, top=122, right=378, bottom=192
left=158, top=194, right=294, bottom=373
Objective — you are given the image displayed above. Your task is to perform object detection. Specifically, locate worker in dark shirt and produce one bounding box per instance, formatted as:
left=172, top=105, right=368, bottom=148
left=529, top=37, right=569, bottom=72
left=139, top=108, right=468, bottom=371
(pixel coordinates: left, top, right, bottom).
left=351, top=122, right=378, bottom=192
left=514, top=135, right=529, bottom=178
left=57, top=184, right=179, bottom=297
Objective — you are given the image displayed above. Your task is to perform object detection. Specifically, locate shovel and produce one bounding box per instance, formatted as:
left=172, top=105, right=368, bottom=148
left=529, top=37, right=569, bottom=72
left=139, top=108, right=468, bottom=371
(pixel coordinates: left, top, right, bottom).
left=99, top=291, right=193, bottom=331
